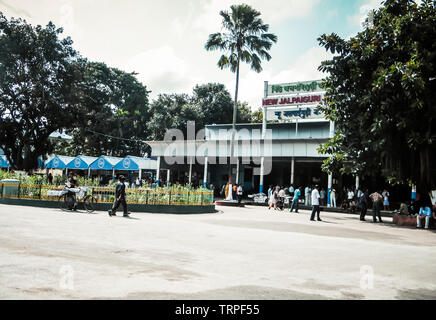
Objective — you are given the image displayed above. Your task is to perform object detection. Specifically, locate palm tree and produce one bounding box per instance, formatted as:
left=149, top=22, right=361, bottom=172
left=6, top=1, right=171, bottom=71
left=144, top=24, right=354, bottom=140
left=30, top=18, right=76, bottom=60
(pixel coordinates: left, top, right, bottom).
left=205, top=4, right=277, bottom=191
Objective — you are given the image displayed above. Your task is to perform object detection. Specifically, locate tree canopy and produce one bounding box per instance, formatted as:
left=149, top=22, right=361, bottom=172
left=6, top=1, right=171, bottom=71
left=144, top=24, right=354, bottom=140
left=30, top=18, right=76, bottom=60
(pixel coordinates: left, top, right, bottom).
left=0, top=13, right=84, bottom=170
left=318, top=0, right=436, bottom=192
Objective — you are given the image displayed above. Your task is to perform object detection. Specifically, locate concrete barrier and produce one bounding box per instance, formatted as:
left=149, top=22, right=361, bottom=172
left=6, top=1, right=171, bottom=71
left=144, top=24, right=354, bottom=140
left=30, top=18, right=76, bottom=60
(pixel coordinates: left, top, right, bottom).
left=0, top=197, right=216, bottom=214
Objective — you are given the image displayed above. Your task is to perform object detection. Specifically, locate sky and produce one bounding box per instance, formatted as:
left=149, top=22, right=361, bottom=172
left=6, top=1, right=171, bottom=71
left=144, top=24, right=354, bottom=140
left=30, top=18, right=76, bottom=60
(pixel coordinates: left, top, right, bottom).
left=0, top=0, right=384, bottom=110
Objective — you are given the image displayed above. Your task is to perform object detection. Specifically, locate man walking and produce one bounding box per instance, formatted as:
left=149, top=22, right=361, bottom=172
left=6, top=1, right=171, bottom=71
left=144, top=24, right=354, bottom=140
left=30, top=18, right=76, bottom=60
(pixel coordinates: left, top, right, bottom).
left=108, top=176, right=130, bottom=217
left=369, top=190, right=383, bottom=223
left=289, top=187, right=301, bottom=213
left=359, top=189, right=369, bottom=221
left=310, top=185, right=322, bottom=221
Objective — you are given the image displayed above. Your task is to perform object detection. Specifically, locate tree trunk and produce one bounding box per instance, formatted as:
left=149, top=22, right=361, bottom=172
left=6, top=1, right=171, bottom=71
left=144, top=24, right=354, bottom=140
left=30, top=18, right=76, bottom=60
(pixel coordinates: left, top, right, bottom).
left=228, top=57, right=240, bottom=185
left=418, top=146, right=431, bottom=203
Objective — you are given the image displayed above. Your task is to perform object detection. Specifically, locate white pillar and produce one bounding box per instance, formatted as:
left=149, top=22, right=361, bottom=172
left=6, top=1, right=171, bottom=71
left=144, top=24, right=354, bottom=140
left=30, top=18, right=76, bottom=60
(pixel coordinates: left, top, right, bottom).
left=355, top=176, right=360, bottom=190
left=236, top=158, right=240, bottom=184
left=156, top=156, right=161, bottom=186
left=139, top=169, right=142, bottom=180
left=112, top=168, right=115, bottom=179
left=328, top=173, right=333, bottom=207
left=259, top=156, right=265, bottom=193
left=290, top=157, right=295, bottom=186
left=88, top=167, right=91, bottom=178
left=188, top=157, right=193, bottom=185
left=329, top=120, right=335, bottom=138
left=203, top=156, right=208, bottom=188
left=166, top=169, right=170, bottom=186
left=262, top=81, right=268, bottom=139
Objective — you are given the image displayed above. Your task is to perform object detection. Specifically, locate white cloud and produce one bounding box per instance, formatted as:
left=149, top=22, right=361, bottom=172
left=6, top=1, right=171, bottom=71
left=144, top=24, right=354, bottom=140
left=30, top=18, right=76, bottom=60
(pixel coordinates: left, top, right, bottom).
left=123, top=46, right=199, bottom=98
left=190, top=0, right=321, bottom=38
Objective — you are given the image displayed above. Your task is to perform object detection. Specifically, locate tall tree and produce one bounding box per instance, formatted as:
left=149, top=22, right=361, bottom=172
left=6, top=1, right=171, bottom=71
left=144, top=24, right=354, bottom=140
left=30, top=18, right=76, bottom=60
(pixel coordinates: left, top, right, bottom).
left=205, top=4, right=277, bottom=185
left=0, top=13, right=84, bottom=170
left=191, top=83, right=252, bottom=128
left=317, top=0, right=436, bottom=195
left=57, top=62, right=151, bottom=157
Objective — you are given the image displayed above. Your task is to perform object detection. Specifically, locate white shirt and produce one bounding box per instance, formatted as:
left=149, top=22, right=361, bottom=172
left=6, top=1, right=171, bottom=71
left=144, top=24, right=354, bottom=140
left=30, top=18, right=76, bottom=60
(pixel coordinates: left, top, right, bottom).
left=237, top=186, right=243, bottom=195
left=311, top=189, right=320, bottom=206
left=348, top=191, right=354, bottom=200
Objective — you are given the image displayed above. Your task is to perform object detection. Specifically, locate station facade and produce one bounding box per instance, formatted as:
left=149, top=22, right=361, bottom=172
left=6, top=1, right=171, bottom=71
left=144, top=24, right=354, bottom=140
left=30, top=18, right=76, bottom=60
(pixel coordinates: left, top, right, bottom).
left=147, top=79, right=357, bottom=203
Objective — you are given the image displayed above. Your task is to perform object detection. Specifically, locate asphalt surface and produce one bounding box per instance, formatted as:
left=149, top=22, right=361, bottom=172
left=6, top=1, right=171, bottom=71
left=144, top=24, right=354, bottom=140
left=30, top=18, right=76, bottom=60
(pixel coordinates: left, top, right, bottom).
left=0, top=203, right=435, bottom=300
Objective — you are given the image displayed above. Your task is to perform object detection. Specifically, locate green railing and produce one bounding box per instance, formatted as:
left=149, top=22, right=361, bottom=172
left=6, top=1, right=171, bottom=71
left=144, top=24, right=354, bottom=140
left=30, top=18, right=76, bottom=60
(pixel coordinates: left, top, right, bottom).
left=0, top=183, right=214, bottom=206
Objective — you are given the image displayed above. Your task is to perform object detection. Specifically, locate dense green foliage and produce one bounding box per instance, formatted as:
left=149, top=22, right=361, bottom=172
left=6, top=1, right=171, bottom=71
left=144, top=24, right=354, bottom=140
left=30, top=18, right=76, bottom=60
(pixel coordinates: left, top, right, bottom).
left=318, top=0, right=436, bottom=192
left=0, top=13, right=84, bottom=170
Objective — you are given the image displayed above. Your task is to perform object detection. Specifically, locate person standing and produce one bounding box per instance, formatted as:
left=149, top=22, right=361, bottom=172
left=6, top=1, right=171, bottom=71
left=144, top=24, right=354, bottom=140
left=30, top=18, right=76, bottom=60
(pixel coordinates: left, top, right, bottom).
left=310, top=185, right=322, bottom=221
left=108, top=176, right=130, bottom=217
left=47, top=172, right=53, bottom=185
left=270, top=186, right=280, bottom=211
left=289, top=185, right=295, bottom=197
left=369, top=190, right=383, bottom=223
left=320, top=188, right=326, bottom=206
left=330, top=188, right=336, bottom=208
left=382, top=189, right=390, bottom=211
left=289, top=187, right=301, bottom=213
left=304, top=186, right=310, bottom=206
left=237, top=184, right=243, bottom=205
left=347, top=188, right=355, bottom=208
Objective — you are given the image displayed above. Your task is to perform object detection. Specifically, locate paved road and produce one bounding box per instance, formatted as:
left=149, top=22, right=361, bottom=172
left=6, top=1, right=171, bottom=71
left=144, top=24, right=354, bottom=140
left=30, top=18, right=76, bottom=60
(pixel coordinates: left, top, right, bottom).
left=0, top=204, right=435, bottom=299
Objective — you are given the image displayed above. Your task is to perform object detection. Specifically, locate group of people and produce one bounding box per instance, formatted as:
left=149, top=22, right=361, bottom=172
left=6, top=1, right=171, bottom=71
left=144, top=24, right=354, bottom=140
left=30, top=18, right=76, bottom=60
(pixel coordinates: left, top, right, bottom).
left=220, top=183, right=244, bottom=204
left=265, top=184, right=397, bottom=224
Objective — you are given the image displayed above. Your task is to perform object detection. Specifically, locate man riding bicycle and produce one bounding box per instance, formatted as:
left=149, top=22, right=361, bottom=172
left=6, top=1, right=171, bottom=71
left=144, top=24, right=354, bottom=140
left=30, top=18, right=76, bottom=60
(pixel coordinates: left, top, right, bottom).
left=65, top=172, right=79, bottom=210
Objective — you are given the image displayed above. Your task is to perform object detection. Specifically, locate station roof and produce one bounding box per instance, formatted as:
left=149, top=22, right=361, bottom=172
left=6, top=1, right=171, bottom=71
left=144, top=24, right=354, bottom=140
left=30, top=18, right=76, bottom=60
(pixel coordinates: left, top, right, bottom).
left=113, top=156, right=157, bottom=171
left=89, top=156, right=124, bottom=170
left=46, top=156, right=75, bottom=169
left=66, top=156, right=98, bottom=170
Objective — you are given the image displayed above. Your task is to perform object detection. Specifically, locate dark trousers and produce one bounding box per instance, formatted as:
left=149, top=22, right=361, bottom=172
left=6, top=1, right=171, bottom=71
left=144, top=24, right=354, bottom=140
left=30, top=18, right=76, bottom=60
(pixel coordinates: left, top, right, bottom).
left=310, top=205, right=321, bottom=220
left=372, top=202, right=382, bottom=222
left=360, top=203, right=367, bottom=220
left=111, top=198, right=128, bottom=215
left=237, top=195, right=242, bottom=204
left=290, top=198, right=299, bottom=212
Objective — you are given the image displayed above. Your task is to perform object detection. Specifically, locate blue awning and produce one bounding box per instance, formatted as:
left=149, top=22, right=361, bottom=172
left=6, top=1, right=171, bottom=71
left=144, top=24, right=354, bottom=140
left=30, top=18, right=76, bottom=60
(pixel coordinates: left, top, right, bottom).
left=0, top=155, right=10, bottom=168
left=89, top=156, right=124, bottom=170
left=46, top=156, right=75, bottom=169
left=113, top=156, right=157, bottom=171
left=66, top=156, right=98, bottom=170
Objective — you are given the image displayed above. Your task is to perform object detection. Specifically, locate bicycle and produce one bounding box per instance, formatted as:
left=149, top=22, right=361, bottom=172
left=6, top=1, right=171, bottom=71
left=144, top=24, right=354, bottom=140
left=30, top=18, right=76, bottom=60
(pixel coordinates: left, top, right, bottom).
left=58, top=186, right=97, bottom=213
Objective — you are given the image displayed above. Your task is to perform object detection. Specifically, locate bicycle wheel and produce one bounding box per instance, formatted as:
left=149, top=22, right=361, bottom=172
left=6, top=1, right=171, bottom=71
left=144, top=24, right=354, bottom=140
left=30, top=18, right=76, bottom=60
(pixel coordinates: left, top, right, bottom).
left=59, top=194, right=68, bottom=211
left=83, top=195, right=97, bottom=213
left=59, top=194, right=74, bottom=211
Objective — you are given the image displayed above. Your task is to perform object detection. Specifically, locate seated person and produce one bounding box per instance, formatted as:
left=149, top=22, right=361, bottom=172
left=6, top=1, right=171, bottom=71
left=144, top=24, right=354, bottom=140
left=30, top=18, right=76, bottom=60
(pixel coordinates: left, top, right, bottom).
left=398, top=202, right=409, bottom=215
left=417, top=204, right=433, bottom=229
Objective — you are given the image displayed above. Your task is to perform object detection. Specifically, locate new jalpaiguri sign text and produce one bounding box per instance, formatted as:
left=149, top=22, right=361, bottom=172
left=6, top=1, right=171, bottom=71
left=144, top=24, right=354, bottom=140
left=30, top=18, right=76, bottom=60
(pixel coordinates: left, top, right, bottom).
left=262, top=79, right=325, bottom=121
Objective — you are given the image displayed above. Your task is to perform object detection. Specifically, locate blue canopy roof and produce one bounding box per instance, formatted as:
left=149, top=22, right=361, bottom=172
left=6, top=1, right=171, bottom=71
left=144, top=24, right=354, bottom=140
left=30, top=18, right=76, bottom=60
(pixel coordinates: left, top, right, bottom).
left=113, top=156, right=157, bottom=171
left=46, top=156, right=75, bottom=169
left=66, top=155, right=98, bottom=170
left=89, top=156, right=124, bottom=170
left=0, top=155, right=10, bottom=168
